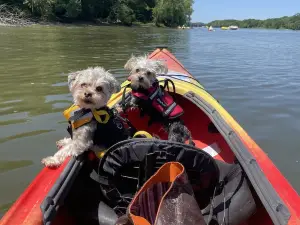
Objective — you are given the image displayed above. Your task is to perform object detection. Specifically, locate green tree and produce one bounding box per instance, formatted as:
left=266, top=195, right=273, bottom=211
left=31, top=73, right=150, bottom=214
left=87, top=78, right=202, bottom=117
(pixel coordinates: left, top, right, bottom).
left=54, top=0, right=81, bottom=18
left=153, top=0, right=193, bottom=27
left=108, top=0, right=135, bottom=25
left=23, top=0, right=55, bottom=19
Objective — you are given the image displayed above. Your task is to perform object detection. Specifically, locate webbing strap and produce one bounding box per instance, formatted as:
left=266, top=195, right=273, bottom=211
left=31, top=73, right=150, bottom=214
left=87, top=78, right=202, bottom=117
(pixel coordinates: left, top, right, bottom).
left=163, top=102, right=177, bottom=117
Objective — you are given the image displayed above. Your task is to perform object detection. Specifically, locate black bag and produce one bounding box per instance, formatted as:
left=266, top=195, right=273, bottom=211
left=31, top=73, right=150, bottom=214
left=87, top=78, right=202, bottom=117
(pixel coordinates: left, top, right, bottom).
left=202, top=161, right=256, bottom=225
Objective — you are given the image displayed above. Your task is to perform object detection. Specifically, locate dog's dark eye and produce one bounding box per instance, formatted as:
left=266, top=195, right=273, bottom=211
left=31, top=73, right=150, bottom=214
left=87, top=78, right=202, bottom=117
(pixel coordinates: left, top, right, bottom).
left=136, top=69, right=140, bottom=73
left=146, top=71, right=151, bottom=76
left=96, top=86, right=103, bottom=92
left=81, top=83, right=87, bottom=88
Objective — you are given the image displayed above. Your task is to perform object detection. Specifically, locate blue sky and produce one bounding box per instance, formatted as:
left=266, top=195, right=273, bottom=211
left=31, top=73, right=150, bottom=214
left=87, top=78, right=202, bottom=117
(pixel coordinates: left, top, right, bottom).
left=192, top=0, right=300, bottom=23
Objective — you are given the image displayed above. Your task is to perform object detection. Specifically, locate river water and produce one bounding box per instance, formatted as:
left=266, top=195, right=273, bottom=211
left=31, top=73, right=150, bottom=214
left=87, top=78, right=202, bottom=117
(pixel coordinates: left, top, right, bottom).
left=0, top=26, right=300, bottom=216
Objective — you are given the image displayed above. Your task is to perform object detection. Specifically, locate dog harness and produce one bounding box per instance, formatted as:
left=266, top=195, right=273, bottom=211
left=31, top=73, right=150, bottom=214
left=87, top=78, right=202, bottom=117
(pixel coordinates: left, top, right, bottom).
left=129, top=80, right=184, bottom=120
left=63, top=104, right=128, bottom=148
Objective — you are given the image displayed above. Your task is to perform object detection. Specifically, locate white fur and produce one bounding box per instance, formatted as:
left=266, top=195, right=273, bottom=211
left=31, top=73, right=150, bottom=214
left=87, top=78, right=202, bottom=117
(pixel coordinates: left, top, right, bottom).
left=41, top=67, right=120, bottom=167
left=124, top=55, right=168, bottom=90
left=69, top=67, right=120, bottom=109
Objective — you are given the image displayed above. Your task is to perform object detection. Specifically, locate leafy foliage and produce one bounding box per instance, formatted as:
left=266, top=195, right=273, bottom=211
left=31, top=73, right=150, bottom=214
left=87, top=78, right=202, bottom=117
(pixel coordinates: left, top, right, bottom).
left=207, top=14, right=300, bottom=30
left=1, top=0, right=194, bottom=26
left=153, top=0, right=193, bottom=27
left=108, top=0, right=135, bottom=25
left=23, top=0, right=55, bottom=19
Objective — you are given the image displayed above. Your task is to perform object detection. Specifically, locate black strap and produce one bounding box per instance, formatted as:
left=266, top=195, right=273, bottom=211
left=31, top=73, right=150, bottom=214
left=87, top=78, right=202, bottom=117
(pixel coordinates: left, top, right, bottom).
left=158, top=79, right=179, bottom=118
left=158, top=78, right=177, bottom=100
left=110, top=106, right=137, bottom=137
left=121, top=83, right=132, bottom=112
left=206, top=165, right=243, bottom=225
left=69, top=108, right=91, bottom=121
left=67, top=123, right=73, bottom=138
left=163, top=78, right=176, bottom=95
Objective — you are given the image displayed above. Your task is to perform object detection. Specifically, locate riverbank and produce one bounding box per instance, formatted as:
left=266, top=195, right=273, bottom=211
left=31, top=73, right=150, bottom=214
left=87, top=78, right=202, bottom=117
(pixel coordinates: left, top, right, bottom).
left=0, top=0, right=193, bottom=28
left=0, top=4, right=34, bottom=26
left=0, top=18, right=165, bottom=28
left=0, top=9, right=165, bottom=28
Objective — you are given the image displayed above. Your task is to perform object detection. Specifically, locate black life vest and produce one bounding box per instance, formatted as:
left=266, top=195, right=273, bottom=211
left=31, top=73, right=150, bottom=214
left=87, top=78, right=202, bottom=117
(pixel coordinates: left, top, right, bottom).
left=63, top=104, right=129, bottom=148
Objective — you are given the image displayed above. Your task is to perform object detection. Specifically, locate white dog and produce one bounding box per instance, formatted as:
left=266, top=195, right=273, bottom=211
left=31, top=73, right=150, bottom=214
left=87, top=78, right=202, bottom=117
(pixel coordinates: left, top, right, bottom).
left=124, top=55, right=168, bottom=91
left=42, top=67, right=127, bottom=167
left=123, top=55, right=193, bottom=145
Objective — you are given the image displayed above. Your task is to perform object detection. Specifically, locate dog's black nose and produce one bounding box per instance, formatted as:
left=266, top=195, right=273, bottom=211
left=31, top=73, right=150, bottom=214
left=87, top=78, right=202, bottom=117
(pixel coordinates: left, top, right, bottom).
left=138, top=76, right=144, bottom=81
left=84, top=92, right=92, bottom=98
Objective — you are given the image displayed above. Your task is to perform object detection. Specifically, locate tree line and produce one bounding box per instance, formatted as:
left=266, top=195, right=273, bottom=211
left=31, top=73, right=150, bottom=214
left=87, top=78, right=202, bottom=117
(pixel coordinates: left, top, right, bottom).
left=207, top=14, right=300, bottom=30
left=0, top=0, right=194, bottom=27
left=191, top=22, right=204, bottom=27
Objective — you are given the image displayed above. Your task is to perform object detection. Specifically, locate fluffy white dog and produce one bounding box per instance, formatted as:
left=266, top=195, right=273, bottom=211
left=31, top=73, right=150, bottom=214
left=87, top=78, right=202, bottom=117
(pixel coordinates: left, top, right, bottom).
left=42, top=67, right=125, bottom=167
left=124, top=55, right=168, bottom=91
left=123, top=55, right=193, bottom=144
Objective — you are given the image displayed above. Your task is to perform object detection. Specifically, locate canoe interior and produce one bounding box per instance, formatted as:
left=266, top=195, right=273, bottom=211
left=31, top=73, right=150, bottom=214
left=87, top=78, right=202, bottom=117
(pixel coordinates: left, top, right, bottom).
left=50, top=93, right=274, bottom=225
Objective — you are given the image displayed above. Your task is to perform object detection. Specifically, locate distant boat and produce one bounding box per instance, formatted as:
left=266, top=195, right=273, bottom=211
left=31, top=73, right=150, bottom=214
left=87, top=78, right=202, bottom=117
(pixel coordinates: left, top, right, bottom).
left=208, top=26, right=215, bottom=31
left=228, top=25, right=239, bottom=30
left=221, top=26, right=229, bottom=30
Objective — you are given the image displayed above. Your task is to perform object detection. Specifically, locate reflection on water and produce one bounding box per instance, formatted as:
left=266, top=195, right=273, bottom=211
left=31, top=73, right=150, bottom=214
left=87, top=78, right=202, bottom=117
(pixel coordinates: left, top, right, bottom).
left=0, top=130, right=55, bottom=144
left=0, top=26, right=300, bottom=216
left=0, top=160, right=33, bottom=174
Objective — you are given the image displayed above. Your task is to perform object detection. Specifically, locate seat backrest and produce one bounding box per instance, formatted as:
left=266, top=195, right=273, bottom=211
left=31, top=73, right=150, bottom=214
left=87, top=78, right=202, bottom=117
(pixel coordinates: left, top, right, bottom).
left=98, top=139, right=220, bottom=213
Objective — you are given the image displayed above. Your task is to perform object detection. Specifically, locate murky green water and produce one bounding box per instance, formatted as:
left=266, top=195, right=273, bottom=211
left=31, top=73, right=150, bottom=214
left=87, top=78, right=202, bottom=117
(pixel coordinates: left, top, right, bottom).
left=0, top=26, right=299, bottom=216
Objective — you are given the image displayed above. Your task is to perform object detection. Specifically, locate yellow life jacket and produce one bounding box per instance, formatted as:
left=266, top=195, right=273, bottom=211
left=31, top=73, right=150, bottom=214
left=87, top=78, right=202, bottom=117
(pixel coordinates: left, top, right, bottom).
left=63, top=104, right=130, bottom=157
left=63, top=104, right=111, bottom=130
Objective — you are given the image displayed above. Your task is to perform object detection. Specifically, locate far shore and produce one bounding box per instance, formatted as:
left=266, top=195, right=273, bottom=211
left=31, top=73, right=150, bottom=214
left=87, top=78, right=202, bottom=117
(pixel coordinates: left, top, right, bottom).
left=206, top=26, right=296, bottom=31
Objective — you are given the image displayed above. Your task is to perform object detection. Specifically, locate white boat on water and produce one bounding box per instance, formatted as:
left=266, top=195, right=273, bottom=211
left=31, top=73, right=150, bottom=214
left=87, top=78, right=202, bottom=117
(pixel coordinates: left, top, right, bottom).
left=208, top=26, right=215, bottom=31
left=228, top=25, right=239, bottom=30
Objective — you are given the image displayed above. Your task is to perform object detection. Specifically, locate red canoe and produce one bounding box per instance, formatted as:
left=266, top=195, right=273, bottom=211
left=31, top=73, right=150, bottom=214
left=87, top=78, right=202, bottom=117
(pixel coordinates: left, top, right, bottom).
left=1, top=48, right=300, bottom=225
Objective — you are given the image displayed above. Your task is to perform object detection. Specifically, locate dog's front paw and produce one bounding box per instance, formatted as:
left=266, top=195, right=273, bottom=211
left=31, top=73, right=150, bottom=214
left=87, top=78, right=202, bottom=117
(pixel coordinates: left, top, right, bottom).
left=56, top=137, right=71, bottom=149
left=41, top=156, right=61, bottom=168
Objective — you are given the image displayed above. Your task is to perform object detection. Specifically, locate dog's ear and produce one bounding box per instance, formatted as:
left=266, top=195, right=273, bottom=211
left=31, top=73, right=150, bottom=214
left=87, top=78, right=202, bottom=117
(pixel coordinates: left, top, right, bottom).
left=68, top=71, right=81, bottom=91
left=154, top=60, right=168, bottom=74
left=124, top=55, right=139, bottom=71
left=124, top=55, right=148, bottom=71
left=106, top=72, right=121, bottom=94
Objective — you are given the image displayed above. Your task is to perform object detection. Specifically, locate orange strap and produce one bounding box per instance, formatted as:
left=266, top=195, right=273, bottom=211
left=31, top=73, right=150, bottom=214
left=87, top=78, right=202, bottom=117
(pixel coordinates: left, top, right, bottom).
left=128, top=162, right=184, bottom=225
